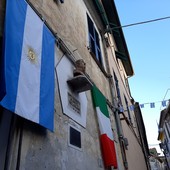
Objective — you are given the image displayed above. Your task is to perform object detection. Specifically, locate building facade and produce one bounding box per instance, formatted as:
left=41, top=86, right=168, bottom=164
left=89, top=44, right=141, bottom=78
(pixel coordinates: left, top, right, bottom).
left=0, top=0, right=150, bottom=170
left=158, top=104, right=170, bottom=169
left=149, top=148, right=166, bottom=170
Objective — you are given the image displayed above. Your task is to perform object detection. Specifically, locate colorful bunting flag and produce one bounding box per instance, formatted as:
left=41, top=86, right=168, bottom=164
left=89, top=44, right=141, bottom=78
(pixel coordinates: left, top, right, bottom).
left=129, top=105, right=134, bottom=111
left=138, top=99, right=169, bottom=109
left=110, top=99, right=169, bottom=112
left=150, top=103, right=155, bottom=108
left=162, top=101, right=166, bottom=107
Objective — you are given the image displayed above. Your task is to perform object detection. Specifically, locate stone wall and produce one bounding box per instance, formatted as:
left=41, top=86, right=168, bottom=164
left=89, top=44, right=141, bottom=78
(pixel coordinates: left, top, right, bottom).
left=0, top=0, right=149, bottom=170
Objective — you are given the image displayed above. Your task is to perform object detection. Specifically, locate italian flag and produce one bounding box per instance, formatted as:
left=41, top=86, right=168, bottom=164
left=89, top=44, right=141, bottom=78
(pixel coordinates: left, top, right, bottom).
left=91, top=86, right=117, bottom=168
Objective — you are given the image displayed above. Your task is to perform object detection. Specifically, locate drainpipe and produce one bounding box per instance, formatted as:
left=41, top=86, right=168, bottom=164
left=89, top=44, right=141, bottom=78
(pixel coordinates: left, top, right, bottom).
left=94, top=0, right=109, bottom=27
left=93, top=1, right=129, bottom=169
left=114, top=99, right=128, bottom=170
left=94, top=0, right=124, bottom=138
left=102, top=17, right=129, bottom=170
left=103, top=33, right=128, bottom=169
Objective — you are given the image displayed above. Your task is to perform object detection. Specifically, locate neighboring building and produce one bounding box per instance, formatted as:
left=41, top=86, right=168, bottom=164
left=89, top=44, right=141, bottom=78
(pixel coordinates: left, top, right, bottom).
left=158, top=104, right=170, bottom=169
left=149, top=148, right=166, bottom=170
left=0, top=0, right=150, bottom=170
left=134, top=102, right=151, bottom=169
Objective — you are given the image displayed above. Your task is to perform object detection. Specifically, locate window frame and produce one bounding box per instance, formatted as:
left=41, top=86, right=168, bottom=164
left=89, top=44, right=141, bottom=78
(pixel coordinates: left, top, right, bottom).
left=124, top=95, right=132, bottom=124
left=68, top=124, right=82, bottom=151
left=87, top=14, right=103, bottom=67
left=114, top=73, right=122, bottom=106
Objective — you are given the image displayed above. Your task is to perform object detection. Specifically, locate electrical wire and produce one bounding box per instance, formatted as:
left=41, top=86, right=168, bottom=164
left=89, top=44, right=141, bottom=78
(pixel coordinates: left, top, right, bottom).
left=110, top=16, right=170, bottom=29
left=160, top=88, right=170, bottom=110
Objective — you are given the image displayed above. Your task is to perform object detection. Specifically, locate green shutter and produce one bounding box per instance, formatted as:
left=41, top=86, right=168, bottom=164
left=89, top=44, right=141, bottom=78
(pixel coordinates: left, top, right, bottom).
left=115, top=51, right=128, bottom=61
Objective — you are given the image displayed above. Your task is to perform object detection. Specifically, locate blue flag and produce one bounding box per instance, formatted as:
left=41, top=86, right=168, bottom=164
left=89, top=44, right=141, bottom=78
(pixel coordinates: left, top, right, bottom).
left=1, top=0, right=55, bottom=131
left=129, top=105, right=134, bottom=111
left=0, top=37, right=6, bottom=100
left=162, top=101, right=166, bottom=107
left=150, top=103, right=155, bottom=108
left=140, top=104, right=144, bottom=108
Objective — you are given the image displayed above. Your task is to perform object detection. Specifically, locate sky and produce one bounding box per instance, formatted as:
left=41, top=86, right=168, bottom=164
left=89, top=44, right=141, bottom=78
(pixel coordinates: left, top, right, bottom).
left=114, top=1, right=170, bottom=155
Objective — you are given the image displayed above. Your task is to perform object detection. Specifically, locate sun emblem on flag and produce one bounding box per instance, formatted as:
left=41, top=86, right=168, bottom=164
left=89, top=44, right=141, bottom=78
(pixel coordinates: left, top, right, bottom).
left=27, top=47, right=37, bottom=64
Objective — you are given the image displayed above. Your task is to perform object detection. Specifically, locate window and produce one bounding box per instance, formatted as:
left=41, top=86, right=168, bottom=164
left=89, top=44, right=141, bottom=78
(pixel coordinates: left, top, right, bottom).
left=124, top=95, right=132, bottom=124
left=114, top=73, right=122, bottom=105
left=165, top=122, right=170, bottom=140
left=69, top=125, right=81, bottom=150
left=87, top=15, right=102, bottom=66
left=165, top=138, right=170, bottom=153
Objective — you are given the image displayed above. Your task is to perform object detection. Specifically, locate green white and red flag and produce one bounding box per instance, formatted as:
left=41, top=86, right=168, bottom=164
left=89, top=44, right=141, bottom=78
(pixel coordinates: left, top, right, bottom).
left=91, top=86, right=117, bottom=168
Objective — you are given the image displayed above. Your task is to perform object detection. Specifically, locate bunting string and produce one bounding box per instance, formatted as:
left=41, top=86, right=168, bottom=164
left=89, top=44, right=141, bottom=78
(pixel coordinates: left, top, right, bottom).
left=139, top=99, right=170, bottom=109
left=119, top=99, right=170, bottom=112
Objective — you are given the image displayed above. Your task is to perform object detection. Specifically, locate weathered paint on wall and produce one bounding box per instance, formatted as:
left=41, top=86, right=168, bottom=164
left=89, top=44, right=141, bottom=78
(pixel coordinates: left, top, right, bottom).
left=29, top=0, right=110, bottom=98
left=122, top=121, right=148, bottom=170
left=0, top=0, right=149, bottom=170
left=14, top=47, right=107, bottom=170
left=106, top=33, right=148, bottom=170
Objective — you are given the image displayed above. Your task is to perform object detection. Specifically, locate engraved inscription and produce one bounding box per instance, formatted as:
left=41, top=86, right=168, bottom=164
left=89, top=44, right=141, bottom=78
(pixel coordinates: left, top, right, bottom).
left=68, top=93, right=81, bottom=114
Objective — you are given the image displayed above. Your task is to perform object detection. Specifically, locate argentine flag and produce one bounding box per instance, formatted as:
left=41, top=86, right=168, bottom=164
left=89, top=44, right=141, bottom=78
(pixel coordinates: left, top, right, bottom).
left=1, top=0, right=55, bottom=131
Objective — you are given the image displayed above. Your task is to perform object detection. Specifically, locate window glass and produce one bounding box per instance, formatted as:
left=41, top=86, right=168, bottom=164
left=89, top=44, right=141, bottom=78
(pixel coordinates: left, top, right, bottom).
left=69, top=126, right=81, bottom=149
left=124, top=95, right=132, bottom=124
left=165, top=122, right=170, bottom=140
left=87, top=14, right=102, bottom=66
left=114, top=73, right=122, bottom=105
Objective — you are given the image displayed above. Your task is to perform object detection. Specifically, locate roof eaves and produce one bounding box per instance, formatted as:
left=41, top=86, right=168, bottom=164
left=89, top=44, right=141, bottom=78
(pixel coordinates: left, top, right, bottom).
left=101, top=0, right=134, bottom=76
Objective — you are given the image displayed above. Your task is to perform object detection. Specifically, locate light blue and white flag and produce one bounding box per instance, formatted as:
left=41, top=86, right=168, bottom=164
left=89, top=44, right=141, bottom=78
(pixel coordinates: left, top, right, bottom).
left=1, top=0, right=55, bottom=131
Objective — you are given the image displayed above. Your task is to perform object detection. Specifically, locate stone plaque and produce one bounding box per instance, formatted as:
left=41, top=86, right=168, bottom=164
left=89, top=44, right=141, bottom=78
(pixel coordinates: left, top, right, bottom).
left=68, top=92, right=81, bottom=114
